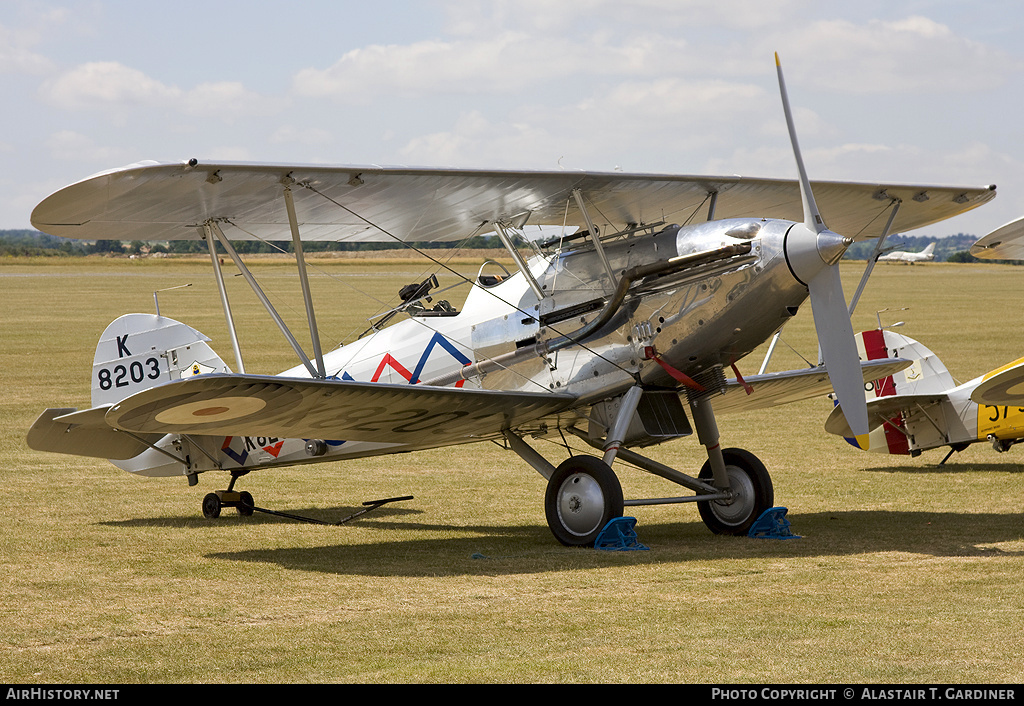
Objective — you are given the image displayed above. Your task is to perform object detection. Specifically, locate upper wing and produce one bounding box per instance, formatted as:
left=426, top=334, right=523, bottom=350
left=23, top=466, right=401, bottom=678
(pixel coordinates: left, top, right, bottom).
left=103, top=373, right=576, bottom=447
left=31, top=161, right=996, bottom=243
left=713, top=358, right=912, bottom=415
left=971, top=215, right=1024, bottom=260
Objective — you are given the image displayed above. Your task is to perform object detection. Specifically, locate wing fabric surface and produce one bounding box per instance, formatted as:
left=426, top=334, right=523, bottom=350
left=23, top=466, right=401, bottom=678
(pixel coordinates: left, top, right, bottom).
left=105, top=374, right=576, bottom=446
left=972, top=216, right=1024, bottom=260
left=970, top=359, right=1024, bottom=406
left=32, top=161, right=996, bottom=243
left=713, top=358, right=912, bottom=415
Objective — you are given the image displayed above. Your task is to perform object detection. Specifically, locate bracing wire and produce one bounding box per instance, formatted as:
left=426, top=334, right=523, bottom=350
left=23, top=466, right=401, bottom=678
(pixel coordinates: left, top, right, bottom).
left=300, top=182, right=639, bottom=381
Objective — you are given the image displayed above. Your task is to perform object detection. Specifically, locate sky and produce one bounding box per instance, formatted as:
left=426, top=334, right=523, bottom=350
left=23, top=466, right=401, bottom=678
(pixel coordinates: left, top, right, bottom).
left=3, top=0, right=1022, bottom=240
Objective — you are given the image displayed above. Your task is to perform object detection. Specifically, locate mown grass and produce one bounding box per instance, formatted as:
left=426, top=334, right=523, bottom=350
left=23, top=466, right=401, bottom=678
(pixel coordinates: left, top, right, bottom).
left=2, top=255, right=1023, bottom=683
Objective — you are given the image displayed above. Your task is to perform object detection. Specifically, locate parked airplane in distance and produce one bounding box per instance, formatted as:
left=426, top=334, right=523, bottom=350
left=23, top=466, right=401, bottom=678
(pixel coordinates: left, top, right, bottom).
left=826, top=328, right=1024, bottom=465
left=877, top=242, right=935, bottom=263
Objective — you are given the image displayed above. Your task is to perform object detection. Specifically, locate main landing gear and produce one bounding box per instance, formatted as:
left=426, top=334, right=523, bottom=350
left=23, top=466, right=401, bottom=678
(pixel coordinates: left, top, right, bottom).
left=510, top=382, right=775, bottom=546
left=695, top=448, right=773, bottom=535
left=544, top=455, right=624, bottom=546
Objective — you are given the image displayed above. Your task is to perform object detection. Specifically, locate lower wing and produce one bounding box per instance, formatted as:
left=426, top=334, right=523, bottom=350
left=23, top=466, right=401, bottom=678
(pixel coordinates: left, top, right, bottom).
left=103, top=374, right=576, bottom=446
left=713, top=358, right=912, bottom=415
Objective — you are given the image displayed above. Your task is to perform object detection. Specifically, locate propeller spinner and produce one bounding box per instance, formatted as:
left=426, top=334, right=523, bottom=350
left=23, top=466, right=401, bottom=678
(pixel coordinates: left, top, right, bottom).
left=775, top=53, right=870, bottom=445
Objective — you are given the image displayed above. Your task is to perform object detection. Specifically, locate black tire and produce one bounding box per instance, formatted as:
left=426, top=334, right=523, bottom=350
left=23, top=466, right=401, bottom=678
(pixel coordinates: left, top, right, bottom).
left=202, top=492, right=221, bottom=519
left=237, top=491, right=254, bottom=517
left=544, top=455, right=624, bottom=546
left=696, top=448, right=773, bottom=535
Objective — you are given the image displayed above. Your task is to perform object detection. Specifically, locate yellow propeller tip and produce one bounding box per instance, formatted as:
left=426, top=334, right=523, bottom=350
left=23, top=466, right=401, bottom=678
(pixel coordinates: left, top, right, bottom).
left=775, top=52, right=780, bottom=66
left=855, top=433, right=870, bottom=450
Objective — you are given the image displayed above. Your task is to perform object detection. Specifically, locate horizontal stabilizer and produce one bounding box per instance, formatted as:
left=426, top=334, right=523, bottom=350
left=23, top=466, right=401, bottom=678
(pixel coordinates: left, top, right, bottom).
left=27, top=407, right=165, bottom=460
left=824, top=393, right=949, bottom=438
left=713, top=358, right=912, bottom=415
left=105, top=374, right=576, bottom=445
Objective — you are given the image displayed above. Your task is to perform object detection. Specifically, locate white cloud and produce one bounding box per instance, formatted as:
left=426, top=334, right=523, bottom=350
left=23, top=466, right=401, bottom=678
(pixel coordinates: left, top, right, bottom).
left=291, top=30, right=691, bottom=103
left=0, top=22, right=53, bottom=74
left=45, top=130, right=127, bottom=163
left=399, top=110, right=560, bottom=167
left=294, top=34, right=552, bottom=100
left=39, top=62, right=272, bottom=121
left=764, top=16, right=1015, bottom=93
left=181, top=81, right=275, bottom=120
left=395, top=77, right=770, bottom=171
left=440, top=0, right=807, bottom=35
left=40, top=62, right=180, bottom=110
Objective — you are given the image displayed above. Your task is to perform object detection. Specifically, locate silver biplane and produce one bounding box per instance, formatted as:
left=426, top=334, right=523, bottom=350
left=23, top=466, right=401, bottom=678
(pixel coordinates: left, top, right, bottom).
left=27, top=59, right=996, bottom=545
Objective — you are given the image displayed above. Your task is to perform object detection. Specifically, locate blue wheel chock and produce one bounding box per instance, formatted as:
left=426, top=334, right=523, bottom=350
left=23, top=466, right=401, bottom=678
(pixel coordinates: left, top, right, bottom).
left=595, top=517, right=649, bottom=551
left=747, top=506, right=800, bottom=540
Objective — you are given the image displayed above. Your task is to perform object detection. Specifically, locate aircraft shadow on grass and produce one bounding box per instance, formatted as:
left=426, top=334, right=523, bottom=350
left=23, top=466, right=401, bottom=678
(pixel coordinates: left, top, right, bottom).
left=860, top=462, right=1024, bottom=475
left=185, top=508, right=1024, bottom=578
left=101, top=504, right=424, bottom=529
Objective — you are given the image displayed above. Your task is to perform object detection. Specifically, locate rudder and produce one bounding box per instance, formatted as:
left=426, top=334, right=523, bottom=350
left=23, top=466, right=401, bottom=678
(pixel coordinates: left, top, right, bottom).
left=92, top=313, right=230, bottom=408
left=843, top=328, right=955, bottom=453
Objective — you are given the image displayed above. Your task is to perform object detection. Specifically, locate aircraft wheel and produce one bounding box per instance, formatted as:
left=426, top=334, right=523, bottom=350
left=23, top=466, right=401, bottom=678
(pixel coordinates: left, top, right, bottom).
left=237, top=491, right=254, bottom=517
left=697, top=448, right=773, bottom=535
left=202, top=492, right=221, bottom=519
left=545, top=455, right=623, bottom=547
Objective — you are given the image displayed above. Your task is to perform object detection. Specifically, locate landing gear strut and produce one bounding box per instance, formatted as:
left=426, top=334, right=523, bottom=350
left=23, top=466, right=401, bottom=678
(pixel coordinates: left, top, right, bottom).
left=689, top=390, right=773, bottom=535
left=508, top=378, right=776, bottom=544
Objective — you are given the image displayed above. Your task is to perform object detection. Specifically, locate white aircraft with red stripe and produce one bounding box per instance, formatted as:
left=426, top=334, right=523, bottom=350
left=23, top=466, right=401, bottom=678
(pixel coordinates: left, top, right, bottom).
left=826, top=327, right=1024, bottom=463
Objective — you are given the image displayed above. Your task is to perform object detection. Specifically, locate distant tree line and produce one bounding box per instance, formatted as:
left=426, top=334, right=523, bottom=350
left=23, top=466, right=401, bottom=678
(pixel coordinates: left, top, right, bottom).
left=2, top=229, right=1020, bottom=264
left=0, top=229, right=503, bottom=257
left=843, top=233, right=1021, bottom=265
left=0, top=229, right=90, bottom=256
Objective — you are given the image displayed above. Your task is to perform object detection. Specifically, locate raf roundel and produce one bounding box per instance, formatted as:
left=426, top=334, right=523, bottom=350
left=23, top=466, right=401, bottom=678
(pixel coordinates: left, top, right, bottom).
left=154, top=396, right=268, bottom=425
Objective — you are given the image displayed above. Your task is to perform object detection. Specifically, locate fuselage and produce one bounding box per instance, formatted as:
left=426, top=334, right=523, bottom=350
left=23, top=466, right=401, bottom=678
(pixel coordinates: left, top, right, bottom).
left=287, top=218, right=809, bottom=396
left=122, top=217, right=823, bottom=477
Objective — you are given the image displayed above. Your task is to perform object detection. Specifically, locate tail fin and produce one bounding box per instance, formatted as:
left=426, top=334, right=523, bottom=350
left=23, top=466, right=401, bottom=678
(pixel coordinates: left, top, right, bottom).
left=857, top=328, right=953, bottom=398
left=841, top=328, right=955, bottom=453
left=92, top=313, right=230, bottom=407
left=29, top=314, right=230, bottom=472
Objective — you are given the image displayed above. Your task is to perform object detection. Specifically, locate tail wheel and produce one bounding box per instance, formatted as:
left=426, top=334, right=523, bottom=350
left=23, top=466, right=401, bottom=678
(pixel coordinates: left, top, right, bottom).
left=545, top=455, right=623, bottom=547
left=697, top=448, right=773, bottom=535
left=202, top=492, right=221, bottom=519
left=237, top=491, right=254, bottom=517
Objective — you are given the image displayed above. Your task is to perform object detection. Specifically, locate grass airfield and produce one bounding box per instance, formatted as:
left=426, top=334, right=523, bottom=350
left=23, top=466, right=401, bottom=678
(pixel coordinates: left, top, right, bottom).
left=2, top=255, right=1023, bottom=683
